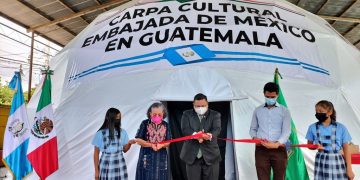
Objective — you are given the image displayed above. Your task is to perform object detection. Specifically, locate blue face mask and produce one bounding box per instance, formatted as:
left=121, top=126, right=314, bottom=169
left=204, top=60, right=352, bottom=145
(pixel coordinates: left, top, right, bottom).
left=265, top=97, right=277, bottom=106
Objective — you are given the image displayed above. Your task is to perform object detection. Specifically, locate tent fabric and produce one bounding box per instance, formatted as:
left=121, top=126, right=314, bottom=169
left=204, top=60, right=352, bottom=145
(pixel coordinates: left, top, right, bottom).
left=23, top=0, right=360, bottom=179
left=152, top=67, right=240, bottom=101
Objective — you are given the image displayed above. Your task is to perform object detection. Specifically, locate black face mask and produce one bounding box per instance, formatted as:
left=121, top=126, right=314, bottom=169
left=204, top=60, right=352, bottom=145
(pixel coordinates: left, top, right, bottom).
left=114, top=119, right=121, bottom=127
left=315, top=113, right=328, bottom=122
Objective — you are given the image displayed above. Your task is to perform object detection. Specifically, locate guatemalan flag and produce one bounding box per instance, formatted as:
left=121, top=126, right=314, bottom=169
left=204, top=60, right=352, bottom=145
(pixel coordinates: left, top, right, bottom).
left=2, top=71, right=33, bottom=180
left=163, top=44, right=215, bottom=65
left=27, top=70, right=58, bottom=180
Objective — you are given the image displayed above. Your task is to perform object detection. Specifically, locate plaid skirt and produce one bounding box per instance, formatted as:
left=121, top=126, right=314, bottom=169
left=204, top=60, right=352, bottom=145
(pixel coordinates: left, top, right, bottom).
left=99, top=152, right=128, bottom=180
left=314, top=152, right=347, bottom=180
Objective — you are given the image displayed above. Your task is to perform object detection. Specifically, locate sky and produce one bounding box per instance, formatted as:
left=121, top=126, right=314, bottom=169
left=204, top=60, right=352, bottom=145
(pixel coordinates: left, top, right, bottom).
left=0, top=16, right=63, bottom=90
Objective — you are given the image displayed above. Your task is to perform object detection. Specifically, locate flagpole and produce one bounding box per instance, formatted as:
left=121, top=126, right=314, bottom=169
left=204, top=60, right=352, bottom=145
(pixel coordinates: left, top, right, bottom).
left=28, top=32, right=35, bottom=102
left=274, top=67, right=283, bottom=79
left=273, top=67, right=310, bottom=180
left=19, top=65, right=23, bottom=85
left=41, top=66, right=53, bottom=89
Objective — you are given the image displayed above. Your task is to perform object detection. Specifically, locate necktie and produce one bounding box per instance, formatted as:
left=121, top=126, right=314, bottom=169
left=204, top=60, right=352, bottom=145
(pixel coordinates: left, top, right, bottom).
left=197, top=115, right=204, bottom=158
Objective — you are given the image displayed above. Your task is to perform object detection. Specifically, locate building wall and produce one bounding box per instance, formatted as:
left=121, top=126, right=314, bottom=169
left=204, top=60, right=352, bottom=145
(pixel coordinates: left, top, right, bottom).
left=0, top=105, right=10, bottom=149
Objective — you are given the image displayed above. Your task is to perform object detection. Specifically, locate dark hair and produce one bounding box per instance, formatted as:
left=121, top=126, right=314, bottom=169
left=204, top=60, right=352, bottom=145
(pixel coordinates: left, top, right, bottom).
left=316, top=100, right=337, bottom=121
left=263, top=82, right=279, bottom=94
left=98, top=108, right=121, bottom=140
left=147, top=102, right=167, bottom=119
left=193, top=93, right=208, bottom=102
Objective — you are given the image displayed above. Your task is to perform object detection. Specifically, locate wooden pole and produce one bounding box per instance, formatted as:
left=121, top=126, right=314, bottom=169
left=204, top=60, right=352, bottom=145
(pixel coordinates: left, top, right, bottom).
left=319, top=15, right=360, bottom=24
left=28, top=32, right=34, bottom=102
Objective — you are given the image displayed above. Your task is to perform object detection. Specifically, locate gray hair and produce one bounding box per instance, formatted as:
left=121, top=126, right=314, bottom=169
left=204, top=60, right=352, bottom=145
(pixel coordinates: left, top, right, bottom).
left=146, top=102, right=167, bottom=119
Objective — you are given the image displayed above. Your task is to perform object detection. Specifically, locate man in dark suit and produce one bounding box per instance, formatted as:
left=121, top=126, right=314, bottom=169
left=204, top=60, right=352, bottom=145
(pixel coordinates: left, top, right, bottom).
left=180, top=93, right=221, bottom=180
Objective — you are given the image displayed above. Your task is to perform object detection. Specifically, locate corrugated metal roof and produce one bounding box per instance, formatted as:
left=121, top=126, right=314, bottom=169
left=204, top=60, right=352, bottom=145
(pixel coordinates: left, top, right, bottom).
left=0, top=0, right=124, bottom=47
left=293, top=0, right=360, bottom=49
left=0, top=0, right=359, bottom=49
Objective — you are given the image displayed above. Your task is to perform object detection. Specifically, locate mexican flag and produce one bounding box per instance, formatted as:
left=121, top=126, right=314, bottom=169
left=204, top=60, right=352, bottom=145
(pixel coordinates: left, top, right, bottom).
left=273, top=68, right=309, bottom=180
left=27, top=70, right=58, bottom=180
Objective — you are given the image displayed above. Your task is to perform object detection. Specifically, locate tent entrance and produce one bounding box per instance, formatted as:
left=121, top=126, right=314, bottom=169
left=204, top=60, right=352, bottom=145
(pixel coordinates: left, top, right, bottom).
left=166, top=101, right=235, bottom=180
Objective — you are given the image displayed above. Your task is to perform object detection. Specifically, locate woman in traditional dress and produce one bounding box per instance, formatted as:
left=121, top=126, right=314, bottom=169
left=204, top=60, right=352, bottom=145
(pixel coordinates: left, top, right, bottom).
left=135, top=102, right=171, bottom=180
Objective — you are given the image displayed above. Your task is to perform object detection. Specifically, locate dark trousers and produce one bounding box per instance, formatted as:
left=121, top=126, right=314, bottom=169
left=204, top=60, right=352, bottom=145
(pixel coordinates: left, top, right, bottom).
left=186, top=157, right=219, bottom=180
left=255, top=146, right=287, bottom=180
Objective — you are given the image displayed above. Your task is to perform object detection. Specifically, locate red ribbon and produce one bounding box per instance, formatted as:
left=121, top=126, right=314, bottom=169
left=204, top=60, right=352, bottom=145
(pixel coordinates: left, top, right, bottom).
left=158, top=132, right=204, bottom=144
left=158, top=133, right=262, bottom=144
left=352, top=154, right=360, bottom=164
left=157, top=134, right=319, bottom=149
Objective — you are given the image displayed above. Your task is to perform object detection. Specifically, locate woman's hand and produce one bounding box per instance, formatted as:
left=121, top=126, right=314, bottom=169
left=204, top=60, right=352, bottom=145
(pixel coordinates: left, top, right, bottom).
left=123, top=140, right=135, bottom=153
left=316, top=144, right=325, bottom=150
left=347, top=168, right=355, bottom=180
left=343, top=143, right=354, bottom=179
left=151, top=143, right=158, bottom=151
left=128, top=139, right=136, bottom=144
left=95, top=169, right=99, bottom=180
left=156, top=143, right=164, bottom=150
left=94, top=147, right=100, bottom=180
left=135, top=138, right=152, bottom=148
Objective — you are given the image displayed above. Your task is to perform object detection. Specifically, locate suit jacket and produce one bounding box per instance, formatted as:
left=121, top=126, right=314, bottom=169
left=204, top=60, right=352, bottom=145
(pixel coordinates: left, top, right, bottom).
left=180, top=109, right=221, bottom=165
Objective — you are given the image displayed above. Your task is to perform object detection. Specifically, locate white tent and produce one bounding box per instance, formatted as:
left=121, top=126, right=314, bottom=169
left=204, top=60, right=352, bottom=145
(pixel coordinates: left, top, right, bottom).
left=24, top=0, right=360, bottom=179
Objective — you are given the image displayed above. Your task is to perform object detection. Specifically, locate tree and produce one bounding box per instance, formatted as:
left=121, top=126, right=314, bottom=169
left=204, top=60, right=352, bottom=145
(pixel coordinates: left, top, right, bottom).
left=0, top=81, right=13, bottom=105
left=0, top=77, right=36, bottom=105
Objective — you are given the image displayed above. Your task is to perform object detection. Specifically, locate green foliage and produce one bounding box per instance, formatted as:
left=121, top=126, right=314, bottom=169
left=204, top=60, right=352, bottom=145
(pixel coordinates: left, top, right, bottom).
left=0, top=82, right=13, bottom=106
left=0, top=77, right=36, bottom=105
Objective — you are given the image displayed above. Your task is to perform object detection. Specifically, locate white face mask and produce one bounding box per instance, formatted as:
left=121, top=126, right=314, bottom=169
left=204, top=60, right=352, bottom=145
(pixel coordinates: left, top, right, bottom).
left=194, top=107, right=208, bottom=115
left=265, top=97, right=277, bottom=106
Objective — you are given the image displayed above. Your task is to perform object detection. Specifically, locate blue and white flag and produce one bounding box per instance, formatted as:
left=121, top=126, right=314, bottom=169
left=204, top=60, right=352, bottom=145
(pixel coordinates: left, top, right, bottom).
left=163, top=44, right=215, bottom=65
left=2, top=72, right=32, bottom=180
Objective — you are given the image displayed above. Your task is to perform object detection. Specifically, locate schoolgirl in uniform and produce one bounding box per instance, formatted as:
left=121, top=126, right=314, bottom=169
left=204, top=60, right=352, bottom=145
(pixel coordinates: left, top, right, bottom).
left=306, top=100, right=354, bottom=180
left=92, top=108, right=135, bottom=180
